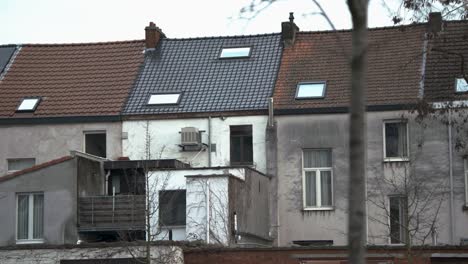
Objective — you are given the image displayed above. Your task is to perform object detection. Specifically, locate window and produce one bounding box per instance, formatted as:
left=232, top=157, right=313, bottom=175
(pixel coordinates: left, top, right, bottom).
left=230, top=125, right=253, bottom=165
left=302, top=149, right=333, bottom=209
left=389, top=195, right=407, bottom=244
left=464, top=159, right=468, bottom=207
left=296, top=82, right=327, bottom=99
left=148, top=93, right=181, bottom=105
left=7, top=158, right=35, bottom=173
left=383, top=121, right=408, bottom=161
left=219, top=47, right=251, bottom=58
left=159, top=190, right=186, bottom=227
left=17, top=97, right=41, bottom=112
left=17, top=193, right=44, bottom=243
left=456, top=78, right=468, bottom=93
left=84, top=131, right=106, bottom=158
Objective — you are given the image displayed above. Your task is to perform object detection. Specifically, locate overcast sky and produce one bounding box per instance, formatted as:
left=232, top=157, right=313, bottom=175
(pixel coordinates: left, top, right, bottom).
left=0, top=0, right=405, bottom=44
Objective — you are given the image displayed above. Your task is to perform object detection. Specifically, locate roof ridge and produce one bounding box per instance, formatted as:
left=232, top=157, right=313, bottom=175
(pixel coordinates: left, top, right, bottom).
left=14, top=39, right=145, bottom=47
left=165, top=32, right=281, bottom=41
left=297, top=22, right=428, bottom=35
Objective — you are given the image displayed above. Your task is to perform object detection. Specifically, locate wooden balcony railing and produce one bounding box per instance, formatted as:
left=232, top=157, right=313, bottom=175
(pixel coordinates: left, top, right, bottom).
left=78, top=195, right=145, bottom=232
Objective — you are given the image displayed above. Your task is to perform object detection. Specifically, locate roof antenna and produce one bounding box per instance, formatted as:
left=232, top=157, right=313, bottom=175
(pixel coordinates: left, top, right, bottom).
left=289, top=12, right=294, bottom=23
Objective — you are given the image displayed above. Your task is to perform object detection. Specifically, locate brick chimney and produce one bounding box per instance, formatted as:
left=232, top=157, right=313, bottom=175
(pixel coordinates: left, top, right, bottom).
left=282, top=12, right=300, bottom=47
left=145, top=22, right=165, bottom=50
left=427, top=12, right=443, bottom=35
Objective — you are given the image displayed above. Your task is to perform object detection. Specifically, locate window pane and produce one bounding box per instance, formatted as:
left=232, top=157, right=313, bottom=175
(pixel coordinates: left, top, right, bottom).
left=296, top=83, right=326, bottom=98
left=456, top=78, right=468, bottom=92
left=85, top=133, right=106, bottom=158
left=230, top=136, right=242, bottom=163
left=320, top=171, right=332, bottom=206
left=220, top=47, right=251, bottom=58
left=148, top=94, right=181, bottom=105
left=159, top=190, right=186, bottom=226
left=8, top=158, right=35, bottom=172
left=389, top=196, right=407, bottom=244
left=305, top=171, right=316, bottom=207
left=33, top=194, right=44, bottom=239
left=304, top=149, right=331, bottom=168
left=385, top=122, right=407, bottom=158
left=17, top=98, right=40, bottom=111
left=17, top=195, right=29, bottom=240
left=230, top=125, right=253, bottom=165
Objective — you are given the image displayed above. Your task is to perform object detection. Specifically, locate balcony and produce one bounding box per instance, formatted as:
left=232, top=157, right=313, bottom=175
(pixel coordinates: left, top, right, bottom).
left=78, top=195, right=145, bottom=232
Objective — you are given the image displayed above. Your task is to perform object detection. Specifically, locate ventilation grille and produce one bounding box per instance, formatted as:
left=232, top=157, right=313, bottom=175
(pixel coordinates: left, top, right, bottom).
left=181, top=127, right=200, bottom=146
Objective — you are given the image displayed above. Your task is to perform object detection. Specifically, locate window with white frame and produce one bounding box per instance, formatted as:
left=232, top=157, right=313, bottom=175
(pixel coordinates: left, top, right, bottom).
left=7, top=158, right=35, bottom=173
left=17, top=193, right=44, bottom=243
left=383, top=121, right=409, bottom=160
left=389, top=195, right=407, bottom=244
left=302, top=149, right=333, bottom=209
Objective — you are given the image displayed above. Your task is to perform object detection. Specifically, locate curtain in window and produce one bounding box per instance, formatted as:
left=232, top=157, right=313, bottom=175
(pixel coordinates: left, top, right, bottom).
left=386, top=122, right=408, bottom=158
left=321, top=171, right=332, bottom=206
left=17, top=195, right=29, bottom=240
left=304, top=150, right=331, bottom=168
left=305, top=171, right=316, bottom=206
left=33, top=194, right=44, bottom=239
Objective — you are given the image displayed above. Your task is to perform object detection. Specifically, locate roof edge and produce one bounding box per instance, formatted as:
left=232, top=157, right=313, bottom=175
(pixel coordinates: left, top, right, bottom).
left=3, top=39, right=145, bottom=47
left=0, top=115, right=121, bottom=125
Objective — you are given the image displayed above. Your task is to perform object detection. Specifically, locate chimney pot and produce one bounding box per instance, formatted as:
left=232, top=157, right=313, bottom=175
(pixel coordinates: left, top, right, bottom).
left=145, top=22, right=165, bottom=50
left=427, top=12, right=443, bottom=35
left=282, top=12, right=299, bottom=47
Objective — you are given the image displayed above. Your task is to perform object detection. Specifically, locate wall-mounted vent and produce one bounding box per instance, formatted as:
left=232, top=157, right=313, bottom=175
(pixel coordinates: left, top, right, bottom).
left=180, top=127, right=203, bottom=151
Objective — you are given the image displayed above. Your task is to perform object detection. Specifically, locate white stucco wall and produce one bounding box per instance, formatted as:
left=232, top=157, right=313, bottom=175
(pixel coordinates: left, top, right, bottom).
left=149, top=169, right=240, bottom=245
left=122, top=115, right=268, bottom=173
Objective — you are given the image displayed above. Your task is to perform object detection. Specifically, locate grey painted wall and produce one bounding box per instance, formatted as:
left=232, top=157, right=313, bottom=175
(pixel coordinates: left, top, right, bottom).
left=0, top=159, right=78, bottom=246
left=275, top=111, right=468, bottom=246
left=0, top=122, right=122, bottom=175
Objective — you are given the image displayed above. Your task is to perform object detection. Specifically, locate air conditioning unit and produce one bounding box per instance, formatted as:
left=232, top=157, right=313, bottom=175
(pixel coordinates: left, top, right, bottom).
left=180, top=127, right=202, bottom=151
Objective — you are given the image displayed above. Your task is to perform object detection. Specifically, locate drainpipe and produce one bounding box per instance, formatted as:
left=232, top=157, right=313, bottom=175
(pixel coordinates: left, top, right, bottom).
left=448, top=109, right=455, bottom=244
left=105, top=170, right=111, bottom=195
left=208, top=116, right=212, bottom=167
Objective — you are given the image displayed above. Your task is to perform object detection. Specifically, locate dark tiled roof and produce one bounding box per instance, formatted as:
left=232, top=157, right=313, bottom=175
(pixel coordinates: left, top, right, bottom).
left=0, top=41, right=145, bottom=118
left=0, top=156, right=73, bottom=183
left=0, top=45, right=16, bottom=77
left=274, top=24, right=427, bottom=110
left=424, top=21, right=468, bottom=102
left=123, top=34, right=282, bottom=115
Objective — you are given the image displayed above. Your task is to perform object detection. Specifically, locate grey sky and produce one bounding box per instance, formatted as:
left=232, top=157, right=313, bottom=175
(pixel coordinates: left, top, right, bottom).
left=0, top=0, right=404, bottom=44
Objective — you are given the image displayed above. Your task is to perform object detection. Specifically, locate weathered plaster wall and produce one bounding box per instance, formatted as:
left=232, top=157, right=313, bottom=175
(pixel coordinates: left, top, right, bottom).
left=122, top=116, right=268, bottom=173
left=0, top=159, right=77, bottom=246
left=276, top=111, right=468, bottom=246
left=0, top=122, right=122, bottom=175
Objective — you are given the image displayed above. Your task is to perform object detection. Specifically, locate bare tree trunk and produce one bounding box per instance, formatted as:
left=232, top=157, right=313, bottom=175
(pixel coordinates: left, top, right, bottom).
left=347, top=1, right=368, bottom=263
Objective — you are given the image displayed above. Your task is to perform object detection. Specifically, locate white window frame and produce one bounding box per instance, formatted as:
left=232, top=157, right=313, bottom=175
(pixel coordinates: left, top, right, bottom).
left=219, top=47, right=251, bottom=59
left=302, top=149, right=334, bottom=211
left=16, top=192, right=44, bottom=244
left=383, top=120, right=410, bottom=162
left=7, top=158, right=36, bottom=174
left=388, top=195, right=407, bottom=245
left=147, top=93, right=182, bottom=105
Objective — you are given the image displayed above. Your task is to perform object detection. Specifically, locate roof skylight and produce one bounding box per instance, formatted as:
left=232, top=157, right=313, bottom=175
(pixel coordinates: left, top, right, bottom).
left=296, top=82, right=327, bottom=99
left=456, top=78, right=468, bottom=93
left=219, top=47, right=251, bottom=59
left=148, top=93, right=181, bottom=105
left=17, top=97, right=41, bottom=112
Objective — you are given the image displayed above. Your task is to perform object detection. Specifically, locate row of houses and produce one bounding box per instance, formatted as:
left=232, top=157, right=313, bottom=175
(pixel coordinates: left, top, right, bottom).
left=0, top=13, right=467, bottom=249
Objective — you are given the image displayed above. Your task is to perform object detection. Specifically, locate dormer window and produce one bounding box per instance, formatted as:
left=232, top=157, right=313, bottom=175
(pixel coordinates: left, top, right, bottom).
left=17, top=97, right=41, bottom=112
left=296, top=82, right=327, bottom=99
left=219, top=47, right=251, bottom=59
left=456, top=78, right=468, bottom=93
left=148, top=93, right=181, bottom=105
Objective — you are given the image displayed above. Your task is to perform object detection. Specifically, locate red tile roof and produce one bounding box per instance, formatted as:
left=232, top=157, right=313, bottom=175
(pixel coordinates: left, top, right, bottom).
left=0, top=40, right=145, bottom=118
left=273, top=24, right=427, bottom=110
left=424, top=21, right=468, bottom=102
left=0, top=156, right=73, bottom=182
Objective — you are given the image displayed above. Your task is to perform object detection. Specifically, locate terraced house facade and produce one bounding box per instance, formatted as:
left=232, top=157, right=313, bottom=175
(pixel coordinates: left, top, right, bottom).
left=0, top=14, right=467, bottom=253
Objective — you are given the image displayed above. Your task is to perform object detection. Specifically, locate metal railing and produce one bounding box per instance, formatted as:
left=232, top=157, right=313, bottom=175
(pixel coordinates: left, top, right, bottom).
left=78, top=195, right=145, bottom=231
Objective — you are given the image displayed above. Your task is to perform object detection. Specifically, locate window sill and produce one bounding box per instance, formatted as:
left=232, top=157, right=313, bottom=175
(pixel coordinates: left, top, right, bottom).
left=302, top=206, right=334, bottom=211
left=383, top=158, right=409, bottom=163
left=16, top=239, right=44, bottom=245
